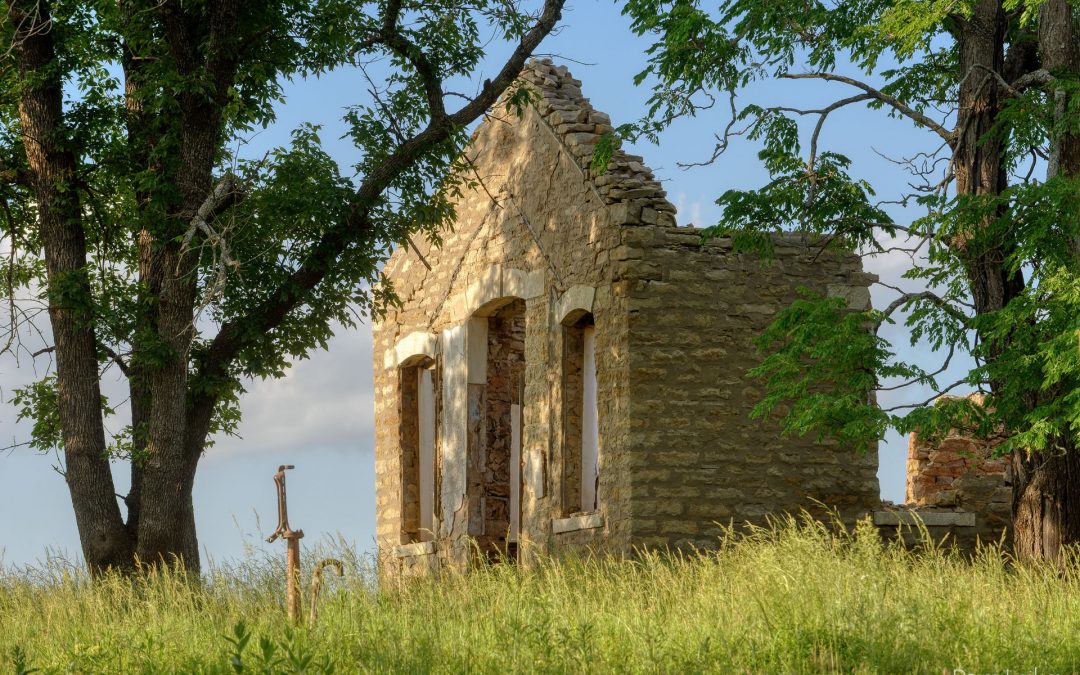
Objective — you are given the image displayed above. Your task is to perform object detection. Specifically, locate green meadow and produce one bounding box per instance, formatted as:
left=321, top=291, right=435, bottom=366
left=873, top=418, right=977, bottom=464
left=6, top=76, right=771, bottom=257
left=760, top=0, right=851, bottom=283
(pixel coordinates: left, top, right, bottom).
left=3, top=518, right=1077, bottom=674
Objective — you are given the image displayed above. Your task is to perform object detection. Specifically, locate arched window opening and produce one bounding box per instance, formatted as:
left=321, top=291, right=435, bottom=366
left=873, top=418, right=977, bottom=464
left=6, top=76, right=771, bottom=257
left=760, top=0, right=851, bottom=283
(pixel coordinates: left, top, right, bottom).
left=400, top=358, right=437, bottom=544
left=562, top=311, right=599, bottom=516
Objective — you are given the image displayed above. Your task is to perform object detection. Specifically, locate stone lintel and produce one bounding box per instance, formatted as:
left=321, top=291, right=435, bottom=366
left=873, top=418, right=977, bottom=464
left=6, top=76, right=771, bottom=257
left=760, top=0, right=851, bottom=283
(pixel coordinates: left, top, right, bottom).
left=555, top=284, right=596, bottom=324
left=504, top=267, right=545, bottom=300
left=387, top=331, right=439, bottom=369
left=394, top=541, right=436, bottom=558
left=872, top=510, right=976, bottom=527
left=552, top=511, right=604, bottom=534
left=450, top=266, right=543, bottom=323
left=464, top=266, right=504, bottom=318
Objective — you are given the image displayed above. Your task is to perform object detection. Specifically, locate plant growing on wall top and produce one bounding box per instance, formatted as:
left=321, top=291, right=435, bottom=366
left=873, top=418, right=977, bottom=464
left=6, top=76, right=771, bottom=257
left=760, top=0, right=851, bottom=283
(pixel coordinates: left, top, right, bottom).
left=621, top=0, right=1080, bottom=563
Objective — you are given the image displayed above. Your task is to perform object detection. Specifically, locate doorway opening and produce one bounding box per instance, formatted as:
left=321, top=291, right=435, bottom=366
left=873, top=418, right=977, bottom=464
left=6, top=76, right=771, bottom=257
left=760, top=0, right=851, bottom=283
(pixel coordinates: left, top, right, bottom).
left=469, top=298, right=526, bottom=561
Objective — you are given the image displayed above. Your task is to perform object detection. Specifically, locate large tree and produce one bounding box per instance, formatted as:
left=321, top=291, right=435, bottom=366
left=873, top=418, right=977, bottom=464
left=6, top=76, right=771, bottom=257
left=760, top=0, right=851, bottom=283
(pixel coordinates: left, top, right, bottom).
left=621, top=0, right=1080, bottom=562
left=0, top=0, right=563, bottom=573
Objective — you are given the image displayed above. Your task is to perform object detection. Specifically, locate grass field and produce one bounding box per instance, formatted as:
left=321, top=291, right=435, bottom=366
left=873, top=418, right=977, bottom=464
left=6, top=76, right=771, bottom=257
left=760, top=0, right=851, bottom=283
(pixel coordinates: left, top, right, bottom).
left=2, top=517, right=1078, bottom=673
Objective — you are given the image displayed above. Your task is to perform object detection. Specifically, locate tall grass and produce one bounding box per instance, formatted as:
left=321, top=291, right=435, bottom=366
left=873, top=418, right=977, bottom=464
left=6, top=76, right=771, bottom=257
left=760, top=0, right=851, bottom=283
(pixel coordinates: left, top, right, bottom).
left=3, top=517, right=1079, bottom=673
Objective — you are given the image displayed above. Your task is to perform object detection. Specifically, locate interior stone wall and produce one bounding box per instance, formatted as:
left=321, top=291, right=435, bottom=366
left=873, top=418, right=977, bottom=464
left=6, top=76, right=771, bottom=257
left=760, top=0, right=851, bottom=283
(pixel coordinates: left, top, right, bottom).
left=560, top=317, right=586, bottom=516
left=472, top=301, right=526, bottom=558
left=398, top=364, right=421, bottom=544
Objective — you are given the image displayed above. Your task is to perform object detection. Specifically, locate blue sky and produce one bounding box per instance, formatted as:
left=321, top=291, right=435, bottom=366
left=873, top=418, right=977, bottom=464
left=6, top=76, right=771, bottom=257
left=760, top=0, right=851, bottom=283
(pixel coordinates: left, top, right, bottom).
left=0, top=1, right=962, bottom=568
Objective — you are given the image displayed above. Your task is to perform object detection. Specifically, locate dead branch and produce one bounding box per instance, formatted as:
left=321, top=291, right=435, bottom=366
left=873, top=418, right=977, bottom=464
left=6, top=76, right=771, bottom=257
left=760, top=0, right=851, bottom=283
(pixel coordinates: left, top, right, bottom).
left=180, top=172, right=245, bottom=314
left=876, top=290, right=971, bottom=330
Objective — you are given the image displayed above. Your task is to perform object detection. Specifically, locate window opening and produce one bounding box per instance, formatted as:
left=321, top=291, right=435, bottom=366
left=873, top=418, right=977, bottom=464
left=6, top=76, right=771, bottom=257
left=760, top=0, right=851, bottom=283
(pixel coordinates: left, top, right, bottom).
left=401, top=359, right=437, bottom=543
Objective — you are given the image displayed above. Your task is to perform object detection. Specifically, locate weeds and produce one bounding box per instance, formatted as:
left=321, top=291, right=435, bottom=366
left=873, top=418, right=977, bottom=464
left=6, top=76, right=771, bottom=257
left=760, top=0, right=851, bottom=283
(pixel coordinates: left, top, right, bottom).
left=2, top=517, right=1078, bottom=673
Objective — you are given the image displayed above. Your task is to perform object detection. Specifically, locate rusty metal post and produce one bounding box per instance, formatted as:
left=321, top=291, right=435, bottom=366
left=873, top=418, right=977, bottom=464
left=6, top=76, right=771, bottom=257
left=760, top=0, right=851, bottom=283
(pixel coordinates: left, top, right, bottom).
left=267, top=464, right=304, bottom=624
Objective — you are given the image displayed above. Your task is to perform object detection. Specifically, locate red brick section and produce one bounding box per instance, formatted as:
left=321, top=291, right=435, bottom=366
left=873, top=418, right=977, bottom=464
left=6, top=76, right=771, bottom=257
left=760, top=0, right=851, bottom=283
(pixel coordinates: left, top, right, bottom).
left=906, top=432, right=1010, bottom=508
left=902, top=397, right=1013, bottom=548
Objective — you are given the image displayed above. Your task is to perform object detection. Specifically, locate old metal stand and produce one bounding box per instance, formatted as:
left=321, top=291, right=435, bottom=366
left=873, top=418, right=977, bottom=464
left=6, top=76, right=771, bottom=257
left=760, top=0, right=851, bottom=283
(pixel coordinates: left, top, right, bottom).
left=267, top=464, right=304, bottom=623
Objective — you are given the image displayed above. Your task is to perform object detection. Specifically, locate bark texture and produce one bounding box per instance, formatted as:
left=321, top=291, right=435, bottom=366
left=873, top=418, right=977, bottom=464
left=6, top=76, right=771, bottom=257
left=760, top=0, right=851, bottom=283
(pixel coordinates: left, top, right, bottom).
left=1005, top=0, right=1080, bottom=565
left=11, top=0, right=134, bottom=571
left=948, top=0, right=1080, bottom=565
left=1012, top=442, right=1080, bottom=563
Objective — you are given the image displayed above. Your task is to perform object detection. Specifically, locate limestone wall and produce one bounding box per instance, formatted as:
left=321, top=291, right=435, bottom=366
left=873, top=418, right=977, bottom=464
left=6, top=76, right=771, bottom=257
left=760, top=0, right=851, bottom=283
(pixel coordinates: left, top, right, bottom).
left=622, top=229, right=882, bottom=549
left=373, top=59, right=653, bottom=575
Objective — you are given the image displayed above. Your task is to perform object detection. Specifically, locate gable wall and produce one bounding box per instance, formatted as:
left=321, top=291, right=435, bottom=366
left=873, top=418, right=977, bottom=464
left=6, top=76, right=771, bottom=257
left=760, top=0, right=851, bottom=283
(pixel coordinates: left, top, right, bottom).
left=373, top=61, right=651, bottom=573
left=373, top=59, right=885, bottom=575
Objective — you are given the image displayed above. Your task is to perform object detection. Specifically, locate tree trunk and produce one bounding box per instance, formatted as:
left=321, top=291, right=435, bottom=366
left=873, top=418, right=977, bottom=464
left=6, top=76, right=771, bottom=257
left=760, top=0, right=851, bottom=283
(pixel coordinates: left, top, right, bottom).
left=1004, top=0, right=1080, bottom=566
left=8, top=0, right=564, bottom=576
left=11, top=0, right=134, bottom=573
left=1011, top=441, right=1080, bottom=565
left=124, top=1, right=240, bottom=571
left=947, top=2, right=1080, bottom=565
left=953, top=1, right=1023, bottom=318
left=1039, top=0, right=1080, bottom=180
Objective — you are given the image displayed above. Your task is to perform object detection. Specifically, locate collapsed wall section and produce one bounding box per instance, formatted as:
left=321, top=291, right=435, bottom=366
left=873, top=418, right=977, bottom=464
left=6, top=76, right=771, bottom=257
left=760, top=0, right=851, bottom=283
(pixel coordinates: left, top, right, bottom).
left=874, top=396, right=1011, bottom=550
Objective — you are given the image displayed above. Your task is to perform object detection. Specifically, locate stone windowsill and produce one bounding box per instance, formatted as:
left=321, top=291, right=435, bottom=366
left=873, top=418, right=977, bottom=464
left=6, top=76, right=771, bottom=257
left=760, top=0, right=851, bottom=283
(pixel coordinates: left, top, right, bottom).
left=873, top=511, right=976, bottom=527
left=394, top=540, right=436, bottom=558
left=552, top=511, right=605, bottom=534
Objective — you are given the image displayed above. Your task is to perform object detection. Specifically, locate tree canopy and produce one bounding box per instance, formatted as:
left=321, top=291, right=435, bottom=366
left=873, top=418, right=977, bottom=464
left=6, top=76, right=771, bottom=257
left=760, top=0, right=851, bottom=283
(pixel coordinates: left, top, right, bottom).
left=621, top=0, right=1080, bottom=560
left=0, top=0, right=563, bottom=571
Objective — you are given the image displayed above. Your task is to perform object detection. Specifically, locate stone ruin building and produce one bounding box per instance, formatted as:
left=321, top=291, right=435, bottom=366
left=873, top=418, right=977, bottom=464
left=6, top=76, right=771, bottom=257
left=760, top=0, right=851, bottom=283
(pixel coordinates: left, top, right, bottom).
left=371, top=60, right=1011, bottom=576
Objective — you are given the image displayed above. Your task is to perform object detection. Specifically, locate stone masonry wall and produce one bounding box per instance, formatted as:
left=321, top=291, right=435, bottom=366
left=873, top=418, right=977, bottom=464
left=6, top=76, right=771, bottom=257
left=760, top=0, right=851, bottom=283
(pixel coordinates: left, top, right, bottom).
left=623, top=230, right=882, bottom=550
left=373, top=59, right=647, bottom=575
left=903, top=410, right=1012, bottom=549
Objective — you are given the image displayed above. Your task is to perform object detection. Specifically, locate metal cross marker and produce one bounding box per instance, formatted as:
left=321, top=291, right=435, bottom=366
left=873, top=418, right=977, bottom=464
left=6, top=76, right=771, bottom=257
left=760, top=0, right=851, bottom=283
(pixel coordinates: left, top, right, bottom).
left=267, top=464, right=304, bottom=623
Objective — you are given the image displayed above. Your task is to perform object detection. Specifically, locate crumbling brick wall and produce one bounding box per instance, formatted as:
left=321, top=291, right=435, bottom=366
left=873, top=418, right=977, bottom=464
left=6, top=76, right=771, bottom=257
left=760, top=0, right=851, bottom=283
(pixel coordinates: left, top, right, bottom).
left=904, top=419, right=1012, bottom=548
left=874, top=393, right=1012, bottom=551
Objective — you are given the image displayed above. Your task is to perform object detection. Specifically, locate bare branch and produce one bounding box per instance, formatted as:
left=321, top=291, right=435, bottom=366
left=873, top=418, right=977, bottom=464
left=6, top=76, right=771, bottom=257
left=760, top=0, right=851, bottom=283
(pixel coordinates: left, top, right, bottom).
left=782, top=72, right=956, bottom=145
left=180, top=173, right=245, bottom=315
left=877, top=341, right=956, bottom=392
left=876, top=290, right=971, bottom=330
left=881, top=378, right=982, bottom=412
left=403, top=234, right=432, bottom=271
left=1012, top=68, right=1054, bottom=93
left=100, top=345, right=131, bottom=378
left=676, top=89, right=743, bottom=169
left=379, top=0, right=447, bottom=123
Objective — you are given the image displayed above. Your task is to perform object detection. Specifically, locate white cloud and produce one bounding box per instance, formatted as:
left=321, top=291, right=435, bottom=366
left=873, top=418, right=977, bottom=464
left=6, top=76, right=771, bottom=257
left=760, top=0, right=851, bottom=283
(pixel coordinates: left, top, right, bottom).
left=206, top=323, right=375, bottom=461
left=672, top=192, right=707, bottom=227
